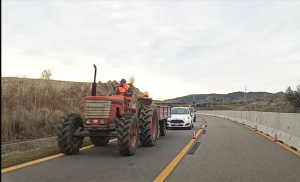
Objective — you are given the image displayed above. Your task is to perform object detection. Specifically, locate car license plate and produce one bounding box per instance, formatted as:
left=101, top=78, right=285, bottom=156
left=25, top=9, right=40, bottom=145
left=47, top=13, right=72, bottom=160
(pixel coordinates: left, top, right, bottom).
left=175, top=123, right=180, bottom=126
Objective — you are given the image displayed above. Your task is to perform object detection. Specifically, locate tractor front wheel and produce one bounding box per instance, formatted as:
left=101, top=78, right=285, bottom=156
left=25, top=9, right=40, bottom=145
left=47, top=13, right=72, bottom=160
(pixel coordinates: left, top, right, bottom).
left=57, top=113, right=84, bottom=155
left=117, top=113, right=139, bottom=156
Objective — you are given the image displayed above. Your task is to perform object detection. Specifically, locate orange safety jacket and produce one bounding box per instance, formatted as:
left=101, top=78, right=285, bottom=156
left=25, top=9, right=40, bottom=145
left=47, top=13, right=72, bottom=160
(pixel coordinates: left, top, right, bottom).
left=118, top=83, right=133, bottom=101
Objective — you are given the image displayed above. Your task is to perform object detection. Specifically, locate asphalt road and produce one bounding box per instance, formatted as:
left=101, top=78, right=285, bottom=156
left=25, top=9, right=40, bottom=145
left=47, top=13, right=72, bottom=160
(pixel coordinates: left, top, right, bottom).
left=165, top=115, right=300, bottom=182
left=2, top=115, right=300, bottom=182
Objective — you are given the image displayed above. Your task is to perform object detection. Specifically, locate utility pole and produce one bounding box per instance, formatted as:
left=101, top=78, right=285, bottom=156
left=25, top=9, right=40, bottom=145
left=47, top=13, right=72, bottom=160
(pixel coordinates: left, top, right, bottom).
left=211, top=93, right=216, bottom=106
left=244, top=85, right=248, bottom=104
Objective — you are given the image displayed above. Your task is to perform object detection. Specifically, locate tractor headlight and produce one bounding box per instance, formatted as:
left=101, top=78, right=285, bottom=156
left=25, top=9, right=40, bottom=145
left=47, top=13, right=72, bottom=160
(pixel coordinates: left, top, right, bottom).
left=86, top=119, right=91, bottom=124
left=100, top=119, right=105, bottom=124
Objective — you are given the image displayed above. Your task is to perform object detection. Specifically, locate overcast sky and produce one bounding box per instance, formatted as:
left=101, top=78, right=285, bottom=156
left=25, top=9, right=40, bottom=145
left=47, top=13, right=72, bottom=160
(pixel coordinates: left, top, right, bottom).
left=2, top=1, right=300, bottom=100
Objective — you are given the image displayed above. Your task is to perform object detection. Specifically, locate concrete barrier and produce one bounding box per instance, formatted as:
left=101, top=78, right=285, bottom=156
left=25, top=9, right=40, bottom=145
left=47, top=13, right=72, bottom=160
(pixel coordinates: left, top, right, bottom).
left=198, top=110, right=300, bottom=152
left=1, top=137, right=58, bottom=156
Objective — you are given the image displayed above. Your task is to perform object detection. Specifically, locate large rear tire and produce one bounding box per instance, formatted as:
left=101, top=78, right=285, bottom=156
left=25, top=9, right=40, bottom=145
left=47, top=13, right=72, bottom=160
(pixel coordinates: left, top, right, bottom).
left=160, top=120, right=167, bottom=136
left=90, top=137, right=109, bottom=146
left=57, top=113, right=84, bottom=155
left=117, top=113, right=139, bottom=156
left=139, top=105, right=159, bottom=147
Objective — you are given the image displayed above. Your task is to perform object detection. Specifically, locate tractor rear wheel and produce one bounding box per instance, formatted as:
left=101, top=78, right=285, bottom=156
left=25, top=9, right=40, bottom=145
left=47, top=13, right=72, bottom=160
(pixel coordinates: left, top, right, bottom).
left=90, top=137, right=109, bottom=146
left=117, top=113, right=139, bottom=156
left=57, top=113, right=84, bottom=155
left=139, top=105, right=159, bottom=147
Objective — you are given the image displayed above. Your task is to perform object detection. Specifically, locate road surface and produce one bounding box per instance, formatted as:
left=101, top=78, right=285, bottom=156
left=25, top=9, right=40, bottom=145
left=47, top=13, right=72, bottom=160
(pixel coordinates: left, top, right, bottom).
left=2, top=115, right=300, bottom=182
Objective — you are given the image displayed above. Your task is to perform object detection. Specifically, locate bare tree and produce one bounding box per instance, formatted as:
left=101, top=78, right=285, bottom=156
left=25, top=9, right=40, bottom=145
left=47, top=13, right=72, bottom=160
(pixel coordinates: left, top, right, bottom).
left=129, top=75, right=135, bottom=86
left=40, top=69, right=53, bottom=80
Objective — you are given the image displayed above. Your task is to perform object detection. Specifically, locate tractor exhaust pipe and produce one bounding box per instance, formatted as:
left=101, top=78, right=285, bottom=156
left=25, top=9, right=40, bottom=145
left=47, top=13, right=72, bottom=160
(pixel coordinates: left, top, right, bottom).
left=92, top=64, right=97, bottom=96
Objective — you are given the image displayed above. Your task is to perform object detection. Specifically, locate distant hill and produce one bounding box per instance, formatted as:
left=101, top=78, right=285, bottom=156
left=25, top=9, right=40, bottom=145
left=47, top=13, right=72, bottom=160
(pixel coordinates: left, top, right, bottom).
left=156, top=91, right=299, bottom=113
left=160, top=91, right=273, bottom=104
left=237, top=92, right=300, bottom=113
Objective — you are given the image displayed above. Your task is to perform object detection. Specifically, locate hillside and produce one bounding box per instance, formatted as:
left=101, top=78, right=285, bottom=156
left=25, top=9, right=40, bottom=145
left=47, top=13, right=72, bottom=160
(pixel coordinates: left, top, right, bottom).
left=1, top=77, right=144, bottom=100
left=237, top=92, right=300, bottom=113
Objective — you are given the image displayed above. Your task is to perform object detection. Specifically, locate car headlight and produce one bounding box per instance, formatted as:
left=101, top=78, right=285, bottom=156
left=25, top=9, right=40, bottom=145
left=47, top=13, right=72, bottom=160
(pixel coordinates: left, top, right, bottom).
left=184, top=117, right=190, bottom=121
left=167, top=118, right=171, bottom=121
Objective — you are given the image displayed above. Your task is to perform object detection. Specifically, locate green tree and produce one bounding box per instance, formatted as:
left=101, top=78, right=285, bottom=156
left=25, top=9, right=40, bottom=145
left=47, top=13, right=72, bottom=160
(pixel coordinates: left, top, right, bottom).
left=285, top=85, right=300, bottom=109
left=40, top=69, right=53, bottom=80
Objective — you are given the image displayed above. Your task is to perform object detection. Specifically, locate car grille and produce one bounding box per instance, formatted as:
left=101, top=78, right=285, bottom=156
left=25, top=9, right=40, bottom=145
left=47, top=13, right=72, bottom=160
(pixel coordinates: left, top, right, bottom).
left=171, top=120, right=184, bottom=123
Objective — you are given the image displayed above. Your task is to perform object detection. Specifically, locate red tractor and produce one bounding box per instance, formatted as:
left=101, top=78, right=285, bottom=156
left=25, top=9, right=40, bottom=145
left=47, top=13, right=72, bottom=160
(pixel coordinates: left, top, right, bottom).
left=57, top=64, right=170, bottom=156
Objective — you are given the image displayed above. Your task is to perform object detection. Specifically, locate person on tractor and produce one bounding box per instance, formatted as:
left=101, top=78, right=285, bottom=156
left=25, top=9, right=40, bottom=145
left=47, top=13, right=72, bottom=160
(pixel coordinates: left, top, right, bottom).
left=117, top=78, right=134, bottom=101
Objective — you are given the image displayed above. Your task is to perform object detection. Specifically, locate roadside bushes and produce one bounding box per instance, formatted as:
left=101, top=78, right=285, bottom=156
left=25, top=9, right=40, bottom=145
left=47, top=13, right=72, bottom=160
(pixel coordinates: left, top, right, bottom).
left=285, top=85, right=300, bottom=110
left=1, top=79, right=85, bottom=143
left=1, top=106, right=64, bottom=143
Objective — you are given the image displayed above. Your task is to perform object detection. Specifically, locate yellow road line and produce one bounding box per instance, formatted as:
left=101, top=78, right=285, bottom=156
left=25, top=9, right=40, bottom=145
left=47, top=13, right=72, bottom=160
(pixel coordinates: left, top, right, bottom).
left=1, top=138, right=117, bottom=173
left=153, top=123, right=206, bottom=182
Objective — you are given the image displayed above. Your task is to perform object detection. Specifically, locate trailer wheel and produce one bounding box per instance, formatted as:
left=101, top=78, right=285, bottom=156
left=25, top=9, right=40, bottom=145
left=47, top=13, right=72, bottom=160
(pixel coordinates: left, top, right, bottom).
left=157, top=126, right=160, bottom=140
left=90, top=137, right=109, bottom=146
left=160, top=120, right=167, bottom=136
left=139, top=105, right=159, bottom=147
left=117, top=113, right=138, bottom=156
left=57, top=113, right=84, bottom=155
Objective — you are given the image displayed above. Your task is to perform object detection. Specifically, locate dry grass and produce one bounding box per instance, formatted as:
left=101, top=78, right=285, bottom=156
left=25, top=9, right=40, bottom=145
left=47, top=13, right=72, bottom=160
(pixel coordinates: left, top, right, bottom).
left=1, top=77, right=143, bottom=144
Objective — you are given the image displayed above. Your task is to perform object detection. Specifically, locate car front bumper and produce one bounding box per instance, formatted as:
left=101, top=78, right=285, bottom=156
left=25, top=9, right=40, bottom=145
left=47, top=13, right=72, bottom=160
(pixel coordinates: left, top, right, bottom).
left=167, top=121, right=191, bottom=128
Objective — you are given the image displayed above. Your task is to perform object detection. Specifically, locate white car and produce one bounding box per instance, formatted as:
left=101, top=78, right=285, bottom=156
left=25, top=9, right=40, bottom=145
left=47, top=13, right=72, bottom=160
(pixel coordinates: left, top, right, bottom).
left=167, top=107, right=194, bottom=130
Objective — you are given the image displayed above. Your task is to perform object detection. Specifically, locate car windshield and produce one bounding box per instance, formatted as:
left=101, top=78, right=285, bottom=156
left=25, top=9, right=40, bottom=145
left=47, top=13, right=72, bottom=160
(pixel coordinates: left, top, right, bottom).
left=171, top=108, right=189, bottom=114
